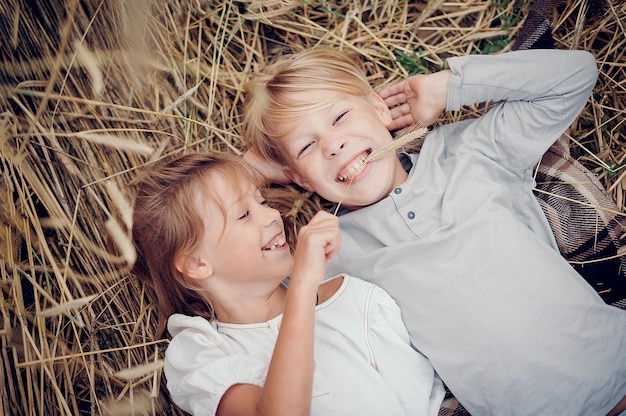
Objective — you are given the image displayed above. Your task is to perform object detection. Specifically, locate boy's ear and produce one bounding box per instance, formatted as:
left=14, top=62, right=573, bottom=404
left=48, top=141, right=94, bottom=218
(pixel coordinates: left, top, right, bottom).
left=282, top=166, right=314, bottom=192
left=370, top=92, right=393, bottom=127
left=175, top=254, right=214, bottom=281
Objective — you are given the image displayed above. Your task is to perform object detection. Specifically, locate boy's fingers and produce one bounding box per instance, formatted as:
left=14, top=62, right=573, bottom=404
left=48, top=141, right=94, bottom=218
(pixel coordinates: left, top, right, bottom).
left=388, top=103, right=411, bottom=120
left=378, top=81, right=404, bottom=99
left=381, top=91, right=408, bottom=108
left=387, top=114, right=416, bottom=131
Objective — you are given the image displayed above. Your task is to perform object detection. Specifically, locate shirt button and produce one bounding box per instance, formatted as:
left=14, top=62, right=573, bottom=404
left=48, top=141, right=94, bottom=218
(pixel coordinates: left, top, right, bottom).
left=394, top=187, right=402, bottom=194
left=407, top=211, right=415, bottom=220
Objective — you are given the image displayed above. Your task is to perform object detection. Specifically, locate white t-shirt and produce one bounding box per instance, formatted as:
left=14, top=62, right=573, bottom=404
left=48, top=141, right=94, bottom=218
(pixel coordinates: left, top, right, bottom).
left=165, top=275, right=445, bottom=415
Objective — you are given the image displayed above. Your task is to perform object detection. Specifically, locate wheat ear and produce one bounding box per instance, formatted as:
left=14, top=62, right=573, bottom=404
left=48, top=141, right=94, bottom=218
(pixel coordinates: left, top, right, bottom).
left=333, top=125, right=429, bottom=214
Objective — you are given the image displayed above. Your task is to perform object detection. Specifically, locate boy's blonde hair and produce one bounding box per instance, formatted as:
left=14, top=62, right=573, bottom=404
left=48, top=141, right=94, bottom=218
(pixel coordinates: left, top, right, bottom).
left=244, top=48, right=373, bottom=167
left=131, top=152, right=257, bottom=338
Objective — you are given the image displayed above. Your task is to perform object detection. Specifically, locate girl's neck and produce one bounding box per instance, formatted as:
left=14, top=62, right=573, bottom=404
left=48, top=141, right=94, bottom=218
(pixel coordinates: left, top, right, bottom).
left=213, top=285, right=288, bottom=324
left=212, top=276, right=345, bottom=324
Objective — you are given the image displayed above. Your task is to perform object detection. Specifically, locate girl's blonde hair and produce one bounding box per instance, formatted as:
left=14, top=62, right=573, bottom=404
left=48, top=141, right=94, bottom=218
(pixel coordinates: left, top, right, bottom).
left=131, top=152, right=255, bottom=338
left=243, top=47, right=373, bottom=167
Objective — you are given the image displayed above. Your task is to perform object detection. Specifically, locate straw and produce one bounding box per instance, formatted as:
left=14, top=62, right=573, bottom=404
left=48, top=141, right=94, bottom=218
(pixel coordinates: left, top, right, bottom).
left=333, top=125, right=429, bottom=214
left=0, top=0, right=623, bottom=414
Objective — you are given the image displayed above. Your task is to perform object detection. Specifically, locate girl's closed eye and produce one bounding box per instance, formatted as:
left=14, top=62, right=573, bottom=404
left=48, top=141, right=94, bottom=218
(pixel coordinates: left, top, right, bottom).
left=238, top=210, right=249, bottom=220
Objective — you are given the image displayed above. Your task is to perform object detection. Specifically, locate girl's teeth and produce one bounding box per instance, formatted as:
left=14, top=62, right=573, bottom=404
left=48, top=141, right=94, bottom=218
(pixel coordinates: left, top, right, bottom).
left=266, top=236, right=286, bottom=250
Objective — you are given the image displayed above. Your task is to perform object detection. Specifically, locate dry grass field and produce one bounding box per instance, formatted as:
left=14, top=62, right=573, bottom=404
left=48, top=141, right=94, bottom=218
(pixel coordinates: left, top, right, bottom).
left=1, top=0, right=624, bottom=414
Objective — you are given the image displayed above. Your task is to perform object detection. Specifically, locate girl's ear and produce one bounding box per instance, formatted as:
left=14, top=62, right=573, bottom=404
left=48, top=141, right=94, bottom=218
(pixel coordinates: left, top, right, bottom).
left=370, top=92, right=393, bottom=127
left=282, top=166, right=314, bottom=192
left=175, top=254, right=214, bottom=281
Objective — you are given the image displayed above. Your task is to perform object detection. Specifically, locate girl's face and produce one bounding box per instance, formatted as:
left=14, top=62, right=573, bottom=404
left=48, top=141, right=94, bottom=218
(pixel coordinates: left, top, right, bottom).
left=193, top=173, right=293, bottom=293
left=278, top=91, right=408, bottom=210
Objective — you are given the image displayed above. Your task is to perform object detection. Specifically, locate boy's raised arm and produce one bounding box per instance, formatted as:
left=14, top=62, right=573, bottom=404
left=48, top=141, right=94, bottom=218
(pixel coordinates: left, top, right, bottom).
left=445, top=49, right=597, bottom=168
left=380, top=49, right=597, bottom=168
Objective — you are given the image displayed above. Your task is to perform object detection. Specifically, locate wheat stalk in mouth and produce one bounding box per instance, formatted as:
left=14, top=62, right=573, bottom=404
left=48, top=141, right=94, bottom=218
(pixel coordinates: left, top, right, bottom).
left=333, top=125, right=429, bottom=214
left=364, top=125, right=429, bottom=163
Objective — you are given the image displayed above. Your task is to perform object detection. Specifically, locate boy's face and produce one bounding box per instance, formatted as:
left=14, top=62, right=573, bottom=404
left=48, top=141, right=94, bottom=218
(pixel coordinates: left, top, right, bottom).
left=193, top=174, right=293, bottom=291
left=278, top=91, right=408, bottom=210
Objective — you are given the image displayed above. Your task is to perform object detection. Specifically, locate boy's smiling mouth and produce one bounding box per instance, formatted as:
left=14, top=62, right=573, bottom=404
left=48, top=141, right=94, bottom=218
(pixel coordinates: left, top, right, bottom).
left=338, top=150, right=371, bottom=182
left=262, top=234, right=287, bottom=251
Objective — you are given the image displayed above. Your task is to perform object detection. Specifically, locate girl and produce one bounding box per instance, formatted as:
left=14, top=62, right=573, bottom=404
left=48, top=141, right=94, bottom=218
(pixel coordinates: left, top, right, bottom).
left=131, top=152, right=444, bottom=415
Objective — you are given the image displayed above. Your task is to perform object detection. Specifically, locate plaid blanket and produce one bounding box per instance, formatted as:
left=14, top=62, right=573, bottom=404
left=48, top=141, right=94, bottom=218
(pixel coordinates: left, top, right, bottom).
left=535, top=144, right=626, bottom=309
left=514, top=0, right=626, bottom=309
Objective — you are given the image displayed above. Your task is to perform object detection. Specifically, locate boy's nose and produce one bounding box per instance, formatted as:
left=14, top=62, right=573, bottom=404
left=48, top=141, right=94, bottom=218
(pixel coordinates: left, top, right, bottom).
left=321, top=135, right=345, bottom=158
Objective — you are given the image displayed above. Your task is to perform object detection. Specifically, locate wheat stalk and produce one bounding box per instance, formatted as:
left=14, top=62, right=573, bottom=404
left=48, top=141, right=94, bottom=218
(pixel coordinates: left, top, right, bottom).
left=333, top=125, right=429, bottom=214
left=364, top=125, right=429, bottom=163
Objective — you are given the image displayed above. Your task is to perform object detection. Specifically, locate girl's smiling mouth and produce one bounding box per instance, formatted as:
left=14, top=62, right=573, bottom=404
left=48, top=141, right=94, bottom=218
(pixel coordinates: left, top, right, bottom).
left=262, top=234, right=287, bottom=251
left=337, top=150, right=371, bottom=182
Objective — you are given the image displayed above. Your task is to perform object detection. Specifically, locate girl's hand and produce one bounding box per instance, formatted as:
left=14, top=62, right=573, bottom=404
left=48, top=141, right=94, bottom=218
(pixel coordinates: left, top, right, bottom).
left=378, top=69, right=451, bottom=131
left=291, top=211, right=340, bottom=290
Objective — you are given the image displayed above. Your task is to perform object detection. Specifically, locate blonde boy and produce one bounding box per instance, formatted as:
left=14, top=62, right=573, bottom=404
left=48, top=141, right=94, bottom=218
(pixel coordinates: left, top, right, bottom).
left=244, top=48, right=626, bottom=416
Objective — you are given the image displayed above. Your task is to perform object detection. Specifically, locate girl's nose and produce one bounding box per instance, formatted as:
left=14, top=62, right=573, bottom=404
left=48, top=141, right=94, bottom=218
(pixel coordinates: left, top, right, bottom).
left=262, top=203, right=282, bottom=226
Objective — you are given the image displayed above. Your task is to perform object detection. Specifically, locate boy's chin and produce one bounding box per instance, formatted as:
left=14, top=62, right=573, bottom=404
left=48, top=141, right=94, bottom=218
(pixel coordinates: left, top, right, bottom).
left=337, top=194, right=384, bottom=211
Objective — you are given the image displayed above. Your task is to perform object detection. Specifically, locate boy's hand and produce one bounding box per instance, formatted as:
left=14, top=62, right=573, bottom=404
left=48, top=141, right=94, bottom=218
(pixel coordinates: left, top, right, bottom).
left=378, top=70, right=451, bottom=131
left=291, top=211, right=341, bottom=288
left=243, top=147, right=292, bottom=185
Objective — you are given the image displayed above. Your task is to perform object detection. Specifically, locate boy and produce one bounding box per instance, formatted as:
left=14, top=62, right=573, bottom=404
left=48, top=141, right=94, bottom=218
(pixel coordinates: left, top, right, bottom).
left=243, top=48, right=626, bottom=415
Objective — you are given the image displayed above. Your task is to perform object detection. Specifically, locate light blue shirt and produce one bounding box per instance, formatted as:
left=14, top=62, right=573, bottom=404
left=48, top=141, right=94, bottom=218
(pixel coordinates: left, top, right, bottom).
left=327, top=49, right=626, bottom=416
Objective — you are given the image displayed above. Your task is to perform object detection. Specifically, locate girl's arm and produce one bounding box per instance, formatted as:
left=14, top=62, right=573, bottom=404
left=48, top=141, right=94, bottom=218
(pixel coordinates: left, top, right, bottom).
left=243, top=147, right=291, bottom=185
left=218, top=212, right=341, bottom=416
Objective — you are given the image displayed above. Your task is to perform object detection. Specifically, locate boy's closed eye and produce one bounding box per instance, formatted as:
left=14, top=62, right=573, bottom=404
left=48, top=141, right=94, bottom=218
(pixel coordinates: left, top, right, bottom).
left=333, top=110, right=349, bottom=125
left=298, top=141, right=314, bottom=157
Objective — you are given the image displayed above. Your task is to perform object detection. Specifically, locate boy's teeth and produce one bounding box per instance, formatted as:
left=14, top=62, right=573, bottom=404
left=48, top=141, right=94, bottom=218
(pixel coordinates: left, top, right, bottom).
left=338, top=154, right=367, bottom=182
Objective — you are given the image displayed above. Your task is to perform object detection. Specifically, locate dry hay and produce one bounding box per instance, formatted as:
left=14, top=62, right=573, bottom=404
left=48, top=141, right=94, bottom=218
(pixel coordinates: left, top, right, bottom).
left=0, top=0, right=624, bottom=414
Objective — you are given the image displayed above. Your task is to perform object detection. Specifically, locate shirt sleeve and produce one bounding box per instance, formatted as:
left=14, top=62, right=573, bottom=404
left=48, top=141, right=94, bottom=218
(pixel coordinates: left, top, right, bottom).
left=444, top=49, right=598, bottom=170
left=365, top=285, right=445, bottom=416
left=164, top=314, right=266, bottom=415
